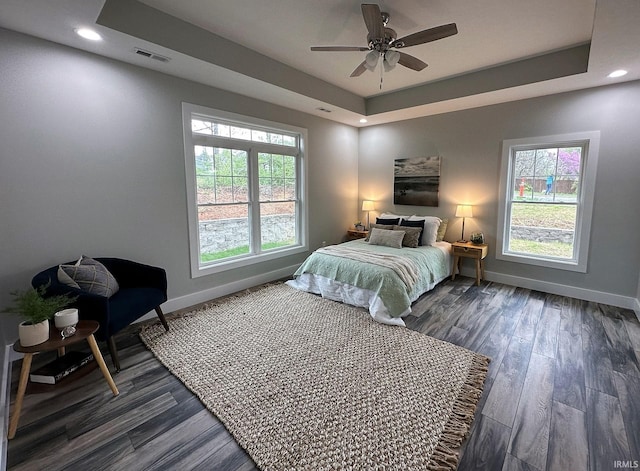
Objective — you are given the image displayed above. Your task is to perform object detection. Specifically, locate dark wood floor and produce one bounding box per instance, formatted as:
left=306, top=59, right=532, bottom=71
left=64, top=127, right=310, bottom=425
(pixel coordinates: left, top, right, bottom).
left=6, top=277, right=640, bottom=470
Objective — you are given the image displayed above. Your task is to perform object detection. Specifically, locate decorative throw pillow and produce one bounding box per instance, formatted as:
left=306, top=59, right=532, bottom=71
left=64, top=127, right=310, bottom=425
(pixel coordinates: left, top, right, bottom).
left=400, top=219, right=425, bottom=246
left=392, top=225, right=421, bottom=248
left=437, top=218, right=449, bottom=242
left=368, top=228, right=405, bottom=249
left=375, top=217, right=400, bottom=225
left=379, top=212, right=408, bottom=222
left=364, top=223, right=393, bottom=241
left=408, top=215, right=441, bottom=246
left=59, top=256, right=119, bottom=297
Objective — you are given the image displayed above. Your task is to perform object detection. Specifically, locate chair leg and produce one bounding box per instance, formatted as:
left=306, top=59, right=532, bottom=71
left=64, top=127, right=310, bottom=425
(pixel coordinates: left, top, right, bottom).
left=107, top=336, right=121, bottom=373
left=155, top=306, right=169, bottom=331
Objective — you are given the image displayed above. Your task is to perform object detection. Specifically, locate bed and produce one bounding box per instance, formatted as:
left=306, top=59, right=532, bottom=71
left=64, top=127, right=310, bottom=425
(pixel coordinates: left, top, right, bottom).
left=287, top=220, right=452, bottom=326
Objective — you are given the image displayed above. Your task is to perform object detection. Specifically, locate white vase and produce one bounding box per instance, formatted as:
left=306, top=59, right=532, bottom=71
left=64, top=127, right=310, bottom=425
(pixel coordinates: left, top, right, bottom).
left=18, top=320, right=50, bottom=347
left=54, top=308, right=78, bottom=329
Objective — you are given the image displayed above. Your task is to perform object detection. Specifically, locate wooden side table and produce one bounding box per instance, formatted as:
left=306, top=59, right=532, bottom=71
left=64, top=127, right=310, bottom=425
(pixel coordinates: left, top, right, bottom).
left=347, top=229, right=368, bottom=241
left=451, top=242, right=488, bottom=286
left=8, top=320, right=119, bottom=439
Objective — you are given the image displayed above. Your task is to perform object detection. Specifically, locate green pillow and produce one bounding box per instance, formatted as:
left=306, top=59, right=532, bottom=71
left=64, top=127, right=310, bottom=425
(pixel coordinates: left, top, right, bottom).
left=436, top=218, right=448, bottom=242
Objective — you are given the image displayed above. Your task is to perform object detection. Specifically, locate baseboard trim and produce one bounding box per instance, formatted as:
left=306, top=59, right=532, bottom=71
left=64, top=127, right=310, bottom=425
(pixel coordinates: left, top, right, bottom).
left=634, top=297, right=640, bottom=322
left=135, top=264, right=299, bottom=323
left=473, top=268, right=639, bottom=312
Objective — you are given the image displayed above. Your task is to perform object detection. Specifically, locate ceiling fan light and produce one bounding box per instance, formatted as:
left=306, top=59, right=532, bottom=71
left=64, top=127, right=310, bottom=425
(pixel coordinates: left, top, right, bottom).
left=364, top=50, right=379, bottom=70
left=385, top=50, right=400, bottom=66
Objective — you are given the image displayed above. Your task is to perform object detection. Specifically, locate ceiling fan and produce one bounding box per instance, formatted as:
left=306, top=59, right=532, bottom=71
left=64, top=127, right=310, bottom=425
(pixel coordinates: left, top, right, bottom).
left=311, top=3, right=458, bottom=78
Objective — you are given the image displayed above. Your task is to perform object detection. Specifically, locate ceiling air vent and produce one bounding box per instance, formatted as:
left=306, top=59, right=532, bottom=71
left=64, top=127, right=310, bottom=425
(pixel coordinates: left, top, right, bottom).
left=316, top=107, right=332, bottom=113
left=134, top=48, right=170, bottom=63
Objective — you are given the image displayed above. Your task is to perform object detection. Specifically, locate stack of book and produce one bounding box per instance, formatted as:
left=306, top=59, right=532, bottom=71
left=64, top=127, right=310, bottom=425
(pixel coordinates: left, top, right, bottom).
left=29, top=350, right=94, bottom=385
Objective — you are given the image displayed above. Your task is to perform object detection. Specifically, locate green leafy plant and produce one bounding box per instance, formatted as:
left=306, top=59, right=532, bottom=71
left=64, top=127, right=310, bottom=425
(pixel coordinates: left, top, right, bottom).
left=2, top=283, right=77, bottom=325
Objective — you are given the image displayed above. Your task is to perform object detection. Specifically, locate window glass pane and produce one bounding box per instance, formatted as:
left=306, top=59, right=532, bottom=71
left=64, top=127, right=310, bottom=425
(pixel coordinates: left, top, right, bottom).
left=269, top=133, right=283, bottom=145
left=556, top=147, right=582, bottom=203
left=282, top=135, right=297, bottom=147
left=258, top=153, right=296, bottom=201
left=513, top=150, right=535, bottom=200
left=260, top=201, right=296, bottom=250
left=198, top=205, right=249, bottom=263
left=212, top=123, right=230, bottom=137
left=192, top=119, right=212, bottom=135
left=508, top=203, right=577, bottom=259
left=233, top=177, right=249, bottom=202
left=194, top=146, right=214, bottom=175
left=252, top=130, right=268, bottom=143
left=230, top=126, right=251, bottom=140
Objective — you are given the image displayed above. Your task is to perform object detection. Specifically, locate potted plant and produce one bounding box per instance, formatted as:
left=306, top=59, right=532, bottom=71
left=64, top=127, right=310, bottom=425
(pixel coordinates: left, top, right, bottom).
left=3, top=284, right=76, bottom=346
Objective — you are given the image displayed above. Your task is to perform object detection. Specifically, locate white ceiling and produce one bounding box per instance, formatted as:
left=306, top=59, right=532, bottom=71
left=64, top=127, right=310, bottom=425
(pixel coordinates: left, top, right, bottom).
left=140, top=0, right=596, bottom=98
left=1, top=0, right=639, bottom=127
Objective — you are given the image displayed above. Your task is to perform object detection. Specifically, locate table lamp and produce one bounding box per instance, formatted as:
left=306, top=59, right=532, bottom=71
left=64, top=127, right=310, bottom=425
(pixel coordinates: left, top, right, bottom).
left=362, top=200, right=375, bottom=229
left=455, top=205, right=473, bottom=242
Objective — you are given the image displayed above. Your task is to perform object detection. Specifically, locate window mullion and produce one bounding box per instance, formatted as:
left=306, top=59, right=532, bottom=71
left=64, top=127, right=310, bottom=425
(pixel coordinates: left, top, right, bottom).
left=248, top=147, right=261, bottom=254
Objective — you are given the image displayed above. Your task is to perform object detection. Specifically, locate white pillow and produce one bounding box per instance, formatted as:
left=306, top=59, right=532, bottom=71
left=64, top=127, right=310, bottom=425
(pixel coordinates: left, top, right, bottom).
left=407, top=215, right=441, bottom=246
left=368, top=228, right=405, bottom=249
left=379, top=212, right=409, bottom=222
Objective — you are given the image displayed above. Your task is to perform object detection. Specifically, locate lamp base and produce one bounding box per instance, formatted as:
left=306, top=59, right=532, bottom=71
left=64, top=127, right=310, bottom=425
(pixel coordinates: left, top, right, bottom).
left=457, top=240, right=468, bottom=243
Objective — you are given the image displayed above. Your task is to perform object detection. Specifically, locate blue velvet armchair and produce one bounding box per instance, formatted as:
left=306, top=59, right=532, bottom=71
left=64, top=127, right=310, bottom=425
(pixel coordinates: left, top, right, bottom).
left=32, top=258, right=169, bottom=372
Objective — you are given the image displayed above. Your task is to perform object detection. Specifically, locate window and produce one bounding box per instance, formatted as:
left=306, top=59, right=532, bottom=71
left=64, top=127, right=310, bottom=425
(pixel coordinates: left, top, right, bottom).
left=182, top=103, right=307, bottom=277
left=497, top=131, right=600, bottom=272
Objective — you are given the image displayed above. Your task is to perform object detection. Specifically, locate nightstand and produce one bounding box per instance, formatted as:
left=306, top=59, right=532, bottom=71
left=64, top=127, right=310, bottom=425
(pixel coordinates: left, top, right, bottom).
left=346, top=229, right=368, bottom=241
left=451, top=242, right=488, bottom=286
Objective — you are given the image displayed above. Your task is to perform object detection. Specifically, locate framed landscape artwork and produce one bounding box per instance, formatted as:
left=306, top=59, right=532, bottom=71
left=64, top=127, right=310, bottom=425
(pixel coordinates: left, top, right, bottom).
left=394, top=156, right=441, bottom=206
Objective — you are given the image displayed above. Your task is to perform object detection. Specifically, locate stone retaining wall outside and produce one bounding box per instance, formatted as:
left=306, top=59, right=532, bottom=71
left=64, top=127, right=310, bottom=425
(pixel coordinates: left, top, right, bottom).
left=511, top=225, right=574, bottom=244
left=199, top=214, right=295, bottom=253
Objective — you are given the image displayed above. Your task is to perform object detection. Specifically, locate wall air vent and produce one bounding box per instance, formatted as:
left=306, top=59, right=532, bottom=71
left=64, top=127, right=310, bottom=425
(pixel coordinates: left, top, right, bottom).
left=134, top=48, right=170, bottom=63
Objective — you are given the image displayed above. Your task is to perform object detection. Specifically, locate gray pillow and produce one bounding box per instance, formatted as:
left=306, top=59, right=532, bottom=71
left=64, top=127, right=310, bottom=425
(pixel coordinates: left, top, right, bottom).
left=364, top=223, right=393, bottom=241
left=393, top=225, right=421, bottom=248
left=368, top=228, right=405, bottom=249
left=59, top=256, right=119, bottom=297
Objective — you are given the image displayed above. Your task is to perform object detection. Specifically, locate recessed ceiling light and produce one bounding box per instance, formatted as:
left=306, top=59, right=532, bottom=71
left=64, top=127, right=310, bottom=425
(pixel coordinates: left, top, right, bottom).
left=359, top=118, right=368, bottom=123
left=75, top=28, right=102, bottom=41
left=608, top=69, right=628, bottom=78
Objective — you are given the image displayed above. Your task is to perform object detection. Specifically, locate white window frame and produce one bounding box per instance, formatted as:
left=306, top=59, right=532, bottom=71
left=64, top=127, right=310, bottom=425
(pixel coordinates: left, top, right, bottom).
left=182, top=103, right=308, bottom=278
left=496, top=131, right=600, bottom=272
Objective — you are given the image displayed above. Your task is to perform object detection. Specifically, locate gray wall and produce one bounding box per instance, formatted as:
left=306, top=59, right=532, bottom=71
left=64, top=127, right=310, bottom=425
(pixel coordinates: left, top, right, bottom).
left=359, top=81, right=640, bottom=298
left=0, top=28, right=359, bottom=343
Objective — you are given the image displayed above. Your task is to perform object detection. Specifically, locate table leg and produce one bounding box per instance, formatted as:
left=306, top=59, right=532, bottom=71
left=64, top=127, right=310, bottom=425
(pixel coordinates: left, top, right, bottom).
left=451, top=255, right=460, bottom=280
left=480, top=259, right=485, bottom=281
left=475, top=258, right=481, bottom=285
left=87, top=335, right=119, bottom=396
left=8, top=352, right=33, bottom=439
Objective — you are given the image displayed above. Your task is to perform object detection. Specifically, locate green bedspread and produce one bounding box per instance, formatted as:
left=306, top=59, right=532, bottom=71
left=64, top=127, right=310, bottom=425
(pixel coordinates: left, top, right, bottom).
left=292, top=239, right=449, bottom=317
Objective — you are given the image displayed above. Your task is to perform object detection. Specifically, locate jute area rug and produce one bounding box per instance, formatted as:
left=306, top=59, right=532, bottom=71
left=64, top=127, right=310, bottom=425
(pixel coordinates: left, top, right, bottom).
left=140, top=283, right=490, bottom=470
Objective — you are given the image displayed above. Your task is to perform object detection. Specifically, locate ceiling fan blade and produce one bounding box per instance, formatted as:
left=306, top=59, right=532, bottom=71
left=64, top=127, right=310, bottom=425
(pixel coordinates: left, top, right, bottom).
left=311, top=46, right=370, bottom=52
left=397, top=51, right=428, bottom=71
left=350, top=61, right=368, bottom=77
left=394, top=23, right=458, bottom=48
left=361, top=4, right=384, bottom=40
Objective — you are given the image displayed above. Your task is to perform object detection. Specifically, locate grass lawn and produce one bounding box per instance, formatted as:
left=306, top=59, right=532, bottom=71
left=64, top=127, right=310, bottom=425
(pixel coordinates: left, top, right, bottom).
left=201, top=240, right=294, bottom=262
left=511, top=203, right=576, bottom=230
left=509, top=239, right=573, bottom=258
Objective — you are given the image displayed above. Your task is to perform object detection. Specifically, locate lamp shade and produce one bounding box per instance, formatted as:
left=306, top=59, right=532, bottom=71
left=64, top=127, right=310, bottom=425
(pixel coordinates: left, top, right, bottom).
left=362, top=200, right=375, bottom=211
left=455, top=205, right=473, bottom=218
left=384, top=50, right=400, bottom=72
left=364, top=50, right=379, bottom=71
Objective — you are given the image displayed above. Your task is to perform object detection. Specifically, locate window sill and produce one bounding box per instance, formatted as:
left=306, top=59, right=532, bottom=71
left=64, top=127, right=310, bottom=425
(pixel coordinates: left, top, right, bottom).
left=191, top=244, right=308, bottom=278
left=496, top=251, right=586, bottom=273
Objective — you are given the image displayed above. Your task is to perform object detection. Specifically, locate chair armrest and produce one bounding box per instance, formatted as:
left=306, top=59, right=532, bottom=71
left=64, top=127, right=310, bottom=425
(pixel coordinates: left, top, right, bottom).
left=98, top=258, right=167, bottom=293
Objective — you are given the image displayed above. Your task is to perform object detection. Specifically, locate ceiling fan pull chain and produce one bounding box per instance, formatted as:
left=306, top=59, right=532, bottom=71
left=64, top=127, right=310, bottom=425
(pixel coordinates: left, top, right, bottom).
left=380, top=59, right=384, bottom=90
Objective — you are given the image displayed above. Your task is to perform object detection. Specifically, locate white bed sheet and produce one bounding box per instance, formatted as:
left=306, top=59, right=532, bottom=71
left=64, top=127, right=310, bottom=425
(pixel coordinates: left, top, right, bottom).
left=286, top=241, right=452, bottom=326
